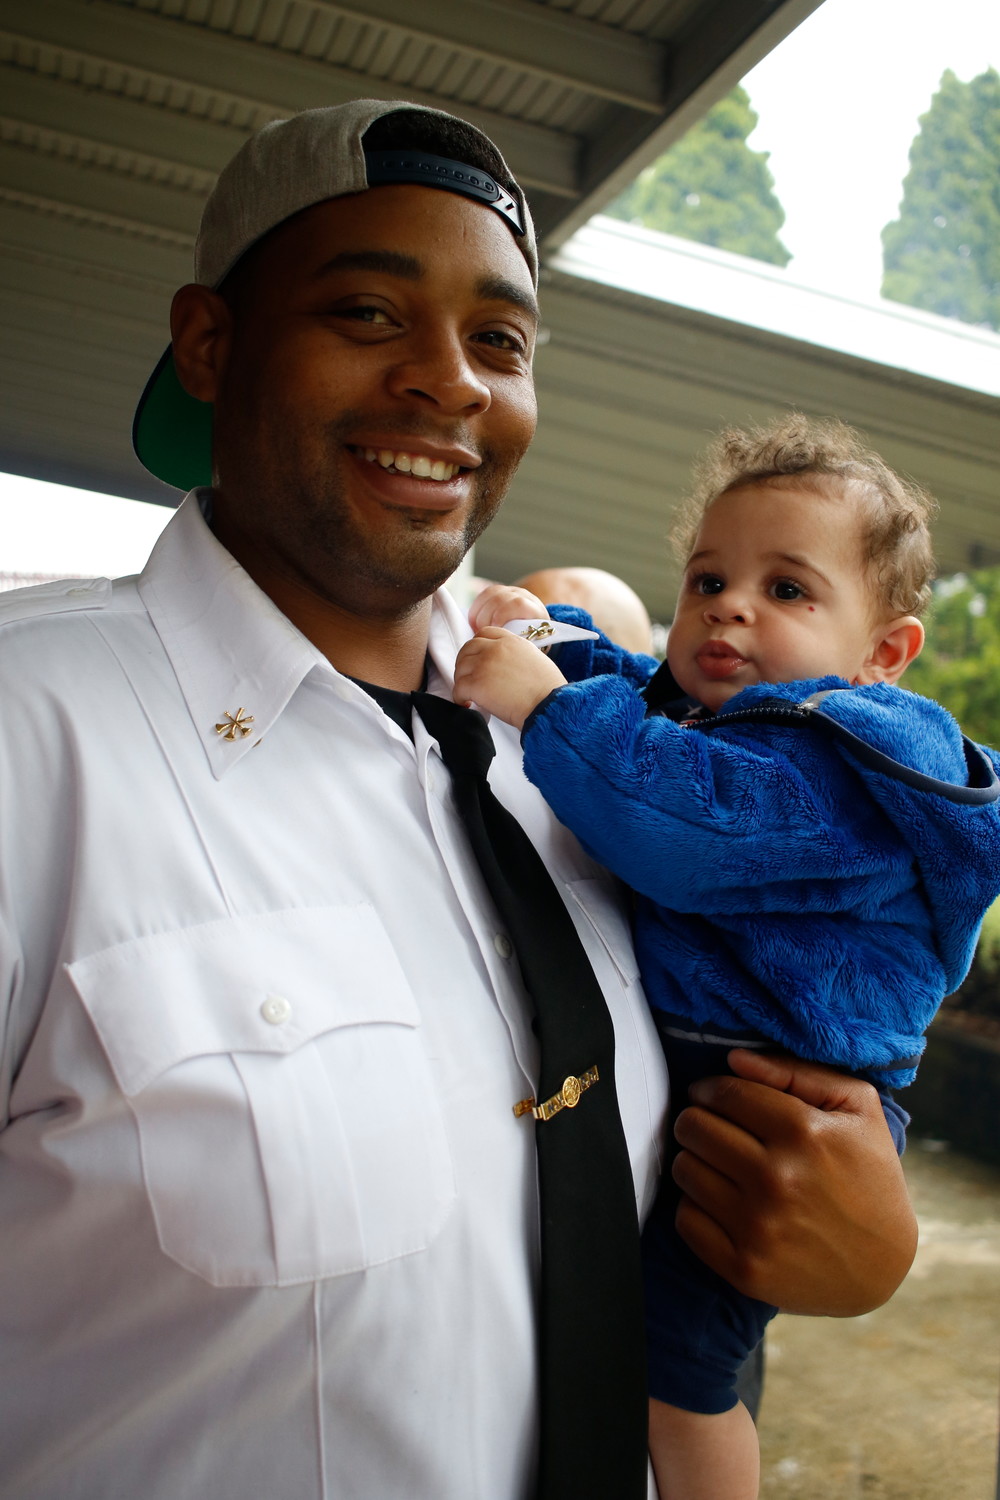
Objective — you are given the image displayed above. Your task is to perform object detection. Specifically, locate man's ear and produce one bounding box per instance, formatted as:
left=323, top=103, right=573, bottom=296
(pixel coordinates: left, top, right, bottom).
left=855, top=616, right=925, bottom=685
left=169, top=284, right=233, bottom=403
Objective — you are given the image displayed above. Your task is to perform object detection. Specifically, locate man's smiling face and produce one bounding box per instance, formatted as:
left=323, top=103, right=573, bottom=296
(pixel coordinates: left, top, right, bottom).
left=196, top=183, right=539, bottom=621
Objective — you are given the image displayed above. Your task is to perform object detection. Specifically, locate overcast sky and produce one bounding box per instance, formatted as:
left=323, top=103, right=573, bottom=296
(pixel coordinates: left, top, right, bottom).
left=0, top=478, right=171, bottom=578
left=744, top=0, right=1000, bottom=299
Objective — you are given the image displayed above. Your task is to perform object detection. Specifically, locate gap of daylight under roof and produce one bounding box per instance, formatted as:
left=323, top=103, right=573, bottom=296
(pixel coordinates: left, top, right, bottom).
left=552, top=217, right=1000, bottom=400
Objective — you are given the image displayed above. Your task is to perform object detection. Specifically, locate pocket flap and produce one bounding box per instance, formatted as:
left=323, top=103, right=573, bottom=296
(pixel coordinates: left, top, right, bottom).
left=67, top=905, right=419, bottom=1096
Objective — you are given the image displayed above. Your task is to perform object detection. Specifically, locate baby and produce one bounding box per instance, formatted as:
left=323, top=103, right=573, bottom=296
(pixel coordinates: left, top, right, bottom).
left=454, top=415, right=1000, bottom=1500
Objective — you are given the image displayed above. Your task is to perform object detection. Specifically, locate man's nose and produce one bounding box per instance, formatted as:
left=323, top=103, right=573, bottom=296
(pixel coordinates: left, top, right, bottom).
left=387, top=330, right=491, bottom=414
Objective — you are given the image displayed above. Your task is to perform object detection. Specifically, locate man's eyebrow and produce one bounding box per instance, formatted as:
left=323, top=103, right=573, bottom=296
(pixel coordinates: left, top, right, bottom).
left=309, top=255, right=539, bottom=321
left=312, top=249, right=424, bottom=281
left=475, top=275, right=540, bottom=322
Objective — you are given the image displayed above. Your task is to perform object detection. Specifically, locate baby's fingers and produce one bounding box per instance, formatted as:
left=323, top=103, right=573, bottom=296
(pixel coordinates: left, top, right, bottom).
left=470, top=584, right=547, bottom=631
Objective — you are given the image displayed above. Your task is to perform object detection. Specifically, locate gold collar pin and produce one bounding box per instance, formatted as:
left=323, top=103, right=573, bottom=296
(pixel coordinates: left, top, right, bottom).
left=215, top=707, right=255, bottom=741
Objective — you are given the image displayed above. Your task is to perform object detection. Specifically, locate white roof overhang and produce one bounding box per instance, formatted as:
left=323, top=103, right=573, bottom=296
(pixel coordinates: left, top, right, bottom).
left=484, top=220, right=1000, bottom=618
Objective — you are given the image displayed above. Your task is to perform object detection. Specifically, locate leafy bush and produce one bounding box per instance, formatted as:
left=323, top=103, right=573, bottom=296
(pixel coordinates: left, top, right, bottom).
left=906, top=568, right=1000, bottom=1029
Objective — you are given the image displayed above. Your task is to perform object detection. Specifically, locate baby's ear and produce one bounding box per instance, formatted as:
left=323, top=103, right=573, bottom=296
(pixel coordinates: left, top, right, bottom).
left=855, top=616, right=925, bottom=685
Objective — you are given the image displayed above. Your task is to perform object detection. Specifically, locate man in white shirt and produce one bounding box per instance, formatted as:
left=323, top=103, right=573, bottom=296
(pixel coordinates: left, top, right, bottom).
left=0, top=101, right=916, bottom=1499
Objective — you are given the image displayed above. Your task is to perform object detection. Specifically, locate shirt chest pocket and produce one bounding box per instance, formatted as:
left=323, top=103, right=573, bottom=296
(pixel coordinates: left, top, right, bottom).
left=67, top=906, right=456, bottom=1288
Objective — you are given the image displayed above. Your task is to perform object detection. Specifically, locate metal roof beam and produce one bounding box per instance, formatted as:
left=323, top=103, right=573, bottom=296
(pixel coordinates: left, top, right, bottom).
left=0, top=199, right=189, bottom=289
left=2, top=0, right=580, bottom=197
left=296, top=0, right=667, bottom=111
left=0, top=65, right=247, bottom=176
left=0, top=138, right=198, bottom=242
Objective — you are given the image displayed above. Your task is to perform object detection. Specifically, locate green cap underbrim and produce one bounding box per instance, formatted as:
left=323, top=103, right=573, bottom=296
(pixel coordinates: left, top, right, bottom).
left=132, top=347, right=214, bottom=491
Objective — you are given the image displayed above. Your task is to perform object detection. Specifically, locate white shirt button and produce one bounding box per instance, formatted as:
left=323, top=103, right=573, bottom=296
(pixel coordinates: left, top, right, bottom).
left=494, top=933, right=513, bottom=960
left=260, top=994, right=292, bottom=1025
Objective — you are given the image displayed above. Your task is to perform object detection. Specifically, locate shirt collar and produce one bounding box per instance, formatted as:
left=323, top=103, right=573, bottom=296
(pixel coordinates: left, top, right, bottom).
left=137, top=490, right=474, bottom=779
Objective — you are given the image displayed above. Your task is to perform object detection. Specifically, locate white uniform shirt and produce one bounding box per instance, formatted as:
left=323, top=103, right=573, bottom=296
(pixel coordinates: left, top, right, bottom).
left=0, top=493, right=668, bottom=1500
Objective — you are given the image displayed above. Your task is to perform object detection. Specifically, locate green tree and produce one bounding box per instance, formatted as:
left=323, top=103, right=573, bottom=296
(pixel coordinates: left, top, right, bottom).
left=905, top=566, right=1000, bottom=748
left=605, top=86, right=790, bottom=266
left=906, top=565, right=1000, bottom=1011
left=881, top=68, right=1000, bottom=331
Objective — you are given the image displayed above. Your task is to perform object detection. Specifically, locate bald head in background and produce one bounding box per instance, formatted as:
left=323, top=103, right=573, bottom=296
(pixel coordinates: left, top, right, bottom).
left=514, top=566, right=654, bottom=655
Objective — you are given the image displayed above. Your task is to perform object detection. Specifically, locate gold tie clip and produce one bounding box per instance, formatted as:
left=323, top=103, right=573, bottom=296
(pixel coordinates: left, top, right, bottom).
left=513, top=1065, right=599, bottom=1122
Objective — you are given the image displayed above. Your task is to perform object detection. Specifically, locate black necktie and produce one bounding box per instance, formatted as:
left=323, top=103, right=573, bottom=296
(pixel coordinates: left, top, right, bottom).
left=412, top=692, right=648, bottom=1500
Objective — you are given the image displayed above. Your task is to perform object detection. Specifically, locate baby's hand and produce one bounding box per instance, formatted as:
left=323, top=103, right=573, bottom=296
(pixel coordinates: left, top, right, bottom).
left=454, top=627, right=567, bottom=730
left=469, top=583, right=549, bottom=633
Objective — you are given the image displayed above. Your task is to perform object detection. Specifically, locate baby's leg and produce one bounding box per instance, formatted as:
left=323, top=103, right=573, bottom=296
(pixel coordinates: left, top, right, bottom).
left=649, top=1396, right=759, bottom=1500
left=644, top=1022, right=775, bottom=1498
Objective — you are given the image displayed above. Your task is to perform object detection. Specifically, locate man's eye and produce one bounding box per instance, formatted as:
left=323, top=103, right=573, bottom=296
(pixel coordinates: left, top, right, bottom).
left=474, top=329, right=525, bottom=353
left=771, top=578, right=804, bottom=601
left=693, top=574, right=724, bottom=595
left=339, top=305, right=394, bottom=325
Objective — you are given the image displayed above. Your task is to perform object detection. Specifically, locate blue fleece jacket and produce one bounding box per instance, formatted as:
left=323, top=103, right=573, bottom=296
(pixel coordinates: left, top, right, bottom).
left=522, top=607, right=1000, bottom=1087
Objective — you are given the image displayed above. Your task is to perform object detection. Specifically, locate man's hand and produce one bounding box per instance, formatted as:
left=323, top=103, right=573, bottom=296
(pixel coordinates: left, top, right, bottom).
left=453, top=627, right=567, bottom=729
left=671, top=1049, right=918, bottom=1316
left=469, top=582, right=549, bottom=632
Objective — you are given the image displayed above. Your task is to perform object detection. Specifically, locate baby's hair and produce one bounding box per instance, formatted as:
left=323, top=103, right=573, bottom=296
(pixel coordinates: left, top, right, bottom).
left=671, top=414, right=937, bottom=616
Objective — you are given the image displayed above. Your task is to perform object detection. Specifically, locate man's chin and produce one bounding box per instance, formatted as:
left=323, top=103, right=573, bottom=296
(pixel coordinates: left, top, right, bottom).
left=368, top=505, right=496, bottom=597
left=307, top=532, right=474, bottom=618
left=283, top=480, right=506, bottom=616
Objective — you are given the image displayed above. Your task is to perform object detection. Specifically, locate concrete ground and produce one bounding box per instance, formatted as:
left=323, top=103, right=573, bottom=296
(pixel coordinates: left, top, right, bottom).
left=757, top=1139, right=1000, bottom=1499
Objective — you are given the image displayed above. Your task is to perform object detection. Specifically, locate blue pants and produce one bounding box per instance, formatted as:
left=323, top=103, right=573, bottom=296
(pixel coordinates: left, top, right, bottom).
left=643, top=1014, right=908, bottom=1414
left=642, top=1021, right=776, bottom=1414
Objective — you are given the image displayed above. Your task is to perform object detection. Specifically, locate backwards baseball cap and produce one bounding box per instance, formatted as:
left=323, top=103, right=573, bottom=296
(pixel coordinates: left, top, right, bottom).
left=132, top=98, right=537, bottom=491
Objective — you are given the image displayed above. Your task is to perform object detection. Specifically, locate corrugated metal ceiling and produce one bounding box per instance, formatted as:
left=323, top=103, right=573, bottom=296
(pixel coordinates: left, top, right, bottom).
left=0, top=0, right=820, bottom=508
left=3, top=0, right=997, bottom=619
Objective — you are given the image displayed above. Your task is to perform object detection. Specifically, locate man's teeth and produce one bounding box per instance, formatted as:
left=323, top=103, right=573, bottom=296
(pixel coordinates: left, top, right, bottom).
left=363, top=448, right=460, bottom=482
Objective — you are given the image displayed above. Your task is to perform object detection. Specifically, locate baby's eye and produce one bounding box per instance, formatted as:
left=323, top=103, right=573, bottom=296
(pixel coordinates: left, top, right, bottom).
left=771, top=578, right=804, bottom=601
left=692, top=573, right=724, bottom=596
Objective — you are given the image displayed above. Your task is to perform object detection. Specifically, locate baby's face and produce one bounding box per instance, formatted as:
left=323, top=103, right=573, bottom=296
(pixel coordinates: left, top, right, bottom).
left=667, top=480, right=886, bottom=712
